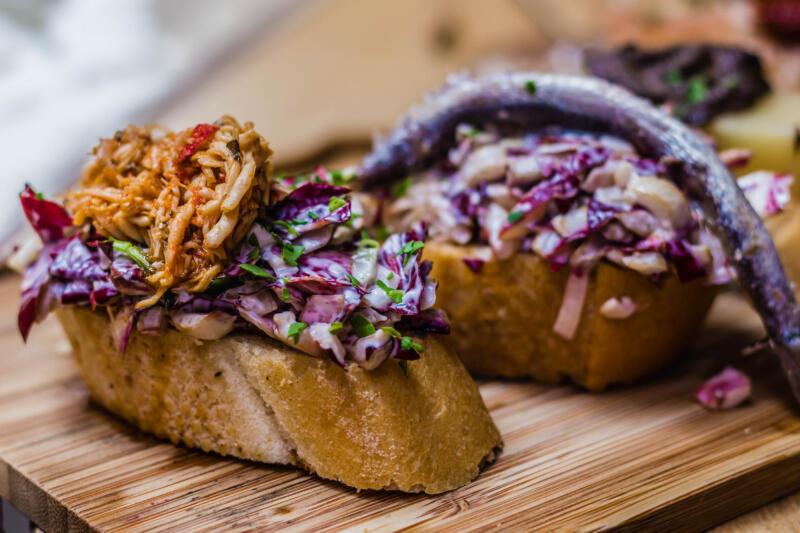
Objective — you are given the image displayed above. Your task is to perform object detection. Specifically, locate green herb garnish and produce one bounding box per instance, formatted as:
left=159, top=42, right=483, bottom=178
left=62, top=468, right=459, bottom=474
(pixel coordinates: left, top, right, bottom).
left=281, top=287, right=291, bottom=301
left=287, top=322, right=307, bottom=343
left=376, top=226, right=391, bottom=241
left=240, top=264, right=276, bottom=280
left=345, top=273, right=361, bottom=286
left=350, top=315, right=376, bottom=338
left=344, top=212, right=363, bottom=228
left=397, top=360, right=409, bottom=376
left=525, top=80, right=537, bottom=95
left=386, top=272, right=395, bottom=280
left=281, top=242, right=305, bottom=267
left=110, top=238, right=150, bottom=273
left=226, top=139, right=241, bottom=162
left=328, top=195, right=348, bottom=212
left=391, top=176, right=412, bottom=198
left=686, top=75, right=709, bottom=105
left=401, top=336, right=424, bottom=354
left=205, top=276, right=244, bottom=295
left=396, top=240, right=425, bottom=264
left=35, top=192, right=44, bottom=200
left=291, top=217, right=308, bottom=226
left=247, top=233, right=260, bottom=261
left=665, top=70, right=682, bottom=87
left=329, top=169, right=355, bottom=186
left=329, top=321, right=344, bottom=334
left=399, top=240, right=425, bottom=256
left=380, top=326, right=402, bottom=338
left=271, top=220, right=298, bottom=236
left=507, top=210, right=523, bottom=223
left=376, top=280, right=403, bottom=304
left=308, top=211, right=320, bottom=221
left=359, top=230, right=379, bottom=248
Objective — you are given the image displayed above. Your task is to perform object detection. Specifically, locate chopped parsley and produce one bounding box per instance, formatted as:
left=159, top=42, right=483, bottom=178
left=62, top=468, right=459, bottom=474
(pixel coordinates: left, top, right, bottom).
left=359, top=230, right=379, bottom=248
left=35, top=191, right=44, bottom=200
left=401, top=336, right=424, bottom=354
left=459, top=126, right=480, bottom=138
left=399, top=240, right=425, bottom=255
left=281, top=242, right=305, bottom=267
left=375, top=226, right=391, bottom=241
left=380, top=326, right=402, bottom=338
left=110, top=238, right=150, bottom=273
left=308, top=211, right=320, bottom=221
left=330, top=169, right=355, bottom=186
left=525, top=80, right=537, bottom=95
left=205, top=276, right=243, bottom=295
left=344, top=212, right=363, bottom=228
left=329, top=321, right=343, bottom=335
left=686, top=75, right=709, bottom=105
left=281, top=287, right=291, bottom=301
left=226, top=139, right=241, bottom=162
left=270, top=220, right=298, bottom=236
left=507, top=210, right=523, bottom=223
left=240, top=264, right=276, bottom=280
left=345, top=273, right=361, bottom=286
left=376, top=280, right=403, bottom=304
left=287, top=322, right=307, bottom=343
left=247, top=233, right=260, bottom=261
left=386, top=272, right=395, bottom=280
left=292, top=217, right=308, bottom=226
left=665, top=70, right=682, bottom=87
left=391, top=176, right=412, bottom=198
left=328, top=195, right=347, bottom=212
left=350, top=315, right=376, bottom=338
left=396, top=240, right=425, bottom=264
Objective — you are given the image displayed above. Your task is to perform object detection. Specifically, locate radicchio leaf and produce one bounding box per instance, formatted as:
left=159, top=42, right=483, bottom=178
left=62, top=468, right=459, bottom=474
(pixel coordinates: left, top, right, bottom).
left=263, top=183, right=351, bottom=238
left=665, top=239, right=707, bottom=282
left=20, top=185, right=73, bottom=243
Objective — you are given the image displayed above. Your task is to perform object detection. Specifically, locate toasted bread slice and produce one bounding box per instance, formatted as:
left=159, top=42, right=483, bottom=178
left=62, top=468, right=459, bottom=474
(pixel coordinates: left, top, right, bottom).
left=767, top=201, right=800, bottom=292
left=424, top=243, right=717, bottom=391
left=56, top=308, right=501, bottom=494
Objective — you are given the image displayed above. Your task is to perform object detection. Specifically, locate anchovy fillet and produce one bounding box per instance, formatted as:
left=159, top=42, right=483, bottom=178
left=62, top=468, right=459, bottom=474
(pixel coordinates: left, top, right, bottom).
left=357, top=72, right=800, bottom=403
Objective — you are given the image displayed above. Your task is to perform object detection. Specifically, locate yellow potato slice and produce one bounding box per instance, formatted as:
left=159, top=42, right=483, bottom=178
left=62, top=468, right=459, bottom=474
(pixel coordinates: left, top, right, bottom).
left=707, top=92, right=800, bottom=190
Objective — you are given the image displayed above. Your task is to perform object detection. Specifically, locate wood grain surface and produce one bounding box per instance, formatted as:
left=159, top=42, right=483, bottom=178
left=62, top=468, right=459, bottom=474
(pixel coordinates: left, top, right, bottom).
left=2, top=269, right=800, bottom=532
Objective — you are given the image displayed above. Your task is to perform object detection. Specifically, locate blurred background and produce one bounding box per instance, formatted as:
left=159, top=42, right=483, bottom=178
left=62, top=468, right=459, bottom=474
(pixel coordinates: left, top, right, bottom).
left=0, top=0, right=798, bottom=245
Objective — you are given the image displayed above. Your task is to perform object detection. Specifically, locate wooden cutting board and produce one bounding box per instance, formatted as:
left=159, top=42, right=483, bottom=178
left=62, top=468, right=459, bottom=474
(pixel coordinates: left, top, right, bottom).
left=2, top=271, right=800, bottom=532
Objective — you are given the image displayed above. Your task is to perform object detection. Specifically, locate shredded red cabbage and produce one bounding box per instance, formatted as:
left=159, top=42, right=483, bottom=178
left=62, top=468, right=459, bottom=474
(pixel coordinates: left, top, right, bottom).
left=18, top=180, right=444, bottom=369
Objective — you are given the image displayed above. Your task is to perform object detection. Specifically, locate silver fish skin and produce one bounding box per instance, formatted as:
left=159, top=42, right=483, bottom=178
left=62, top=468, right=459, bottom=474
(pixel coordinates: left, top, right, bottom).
left=357, top=72, right=800, bottom=403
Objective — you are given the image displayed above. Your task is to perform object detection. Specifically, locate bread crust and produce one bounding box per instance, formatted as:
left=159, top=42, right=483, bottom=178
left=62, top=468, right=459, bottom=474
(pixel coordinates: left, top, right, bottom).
left=424, top=243, right=717, bottom=390
left=767, top=202, right=800, bottom=292
left=56, top=308, right=501, bottom=494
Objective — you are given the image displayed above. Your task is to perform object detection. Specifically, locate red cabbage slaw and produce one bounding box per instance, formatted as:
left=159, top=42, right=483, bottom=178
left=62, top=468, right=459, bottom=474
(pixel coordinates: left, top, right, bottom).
left=381, top=125, right=790, bottom=338
left=18, top=181, right=447, bottom=370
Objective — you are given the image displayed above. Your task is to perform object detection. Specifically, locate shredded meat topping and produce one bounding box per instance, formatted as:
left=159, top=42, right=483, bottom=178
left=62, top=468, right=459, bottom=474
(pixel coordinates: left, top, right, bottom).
left=66, top=116, right=272, bottom=305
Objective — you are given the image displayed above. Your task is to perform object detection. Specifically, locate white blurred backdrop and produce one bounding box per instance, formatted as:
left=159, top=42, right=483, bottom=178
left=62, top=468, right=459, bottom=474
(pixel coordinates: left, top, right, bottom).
left=0, top=0, right=299, bottom=245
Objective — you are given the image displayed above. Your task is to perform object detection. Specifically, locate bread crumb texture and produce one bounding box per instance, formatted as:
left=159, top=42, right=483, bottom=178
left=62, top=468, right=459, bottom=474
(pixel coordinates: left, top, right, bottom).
left=56, top=308, right=501, bottom=494
left=425, top=242, right=717, bottom=390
